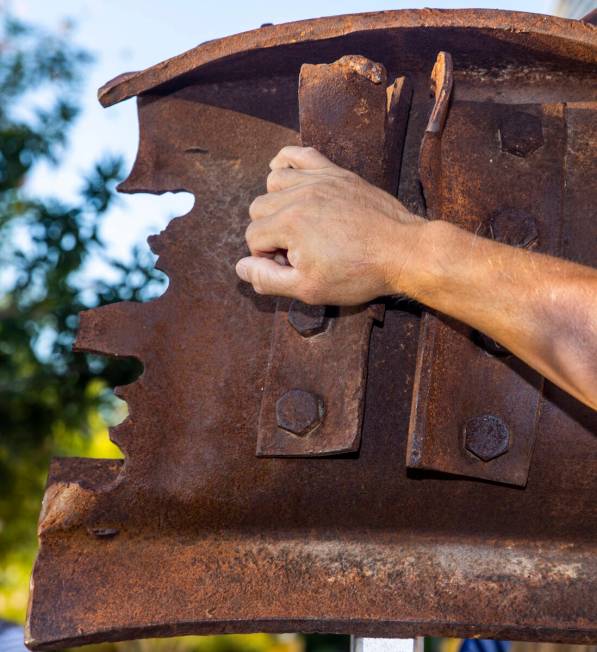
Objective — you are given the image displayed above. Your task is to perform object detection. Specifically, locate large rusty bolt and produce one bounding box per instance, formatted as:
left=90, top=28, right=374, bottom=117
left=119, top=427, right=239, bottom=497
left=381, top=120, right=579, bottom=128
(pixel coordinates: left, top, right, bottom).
left=500, top=111, right=544, bottom=157
left=276, top=389, right=325, bottom=437
left=288, top=299, right=328, bottom=337
left=463, top=414, right=511, bottom=462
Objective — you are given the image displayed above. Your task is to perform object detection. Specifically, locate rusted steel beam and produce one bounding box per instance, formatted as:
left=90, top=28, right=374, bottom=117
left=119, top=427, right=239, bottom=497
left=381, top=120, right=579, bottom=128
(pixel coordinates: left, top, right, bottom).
left=257, top=56, right=411, bottom=457
left=96, top=12, right=597, bottom=108
left=26, top=10, right=597, bottom=651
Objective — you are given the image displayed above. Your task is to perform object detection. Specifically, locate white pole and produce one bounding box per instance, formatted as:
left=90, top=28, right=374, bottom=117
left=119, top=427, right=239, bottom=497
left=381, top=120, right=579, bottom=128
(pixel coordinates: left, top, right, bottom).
left=350, top=637, right=421, bottom=652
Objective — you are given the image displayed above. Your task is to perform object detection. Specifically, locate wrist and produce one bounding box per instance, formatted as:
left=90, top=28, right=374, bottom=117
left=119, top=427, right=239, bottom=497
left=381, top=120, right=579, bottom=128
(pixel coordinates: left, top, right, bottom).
left=384, top=218, right=454, bottom=301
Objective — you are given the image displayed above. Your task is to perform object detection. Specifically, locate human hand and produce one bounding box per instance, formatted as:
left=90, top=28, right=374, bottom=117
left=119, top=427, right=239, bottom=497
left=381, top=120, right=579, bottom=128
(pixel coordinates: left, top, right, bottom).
left=235, top=146, right=426, bottom=305
left=235, top=146, right=597, bottom=408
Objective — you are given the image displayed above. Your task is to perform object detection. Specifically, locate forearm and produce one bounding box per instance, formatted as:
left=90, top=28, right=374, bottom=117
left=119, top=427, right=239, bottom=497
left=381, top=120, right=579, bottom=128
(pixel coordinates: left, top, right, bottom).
left=238, top=145, right=596, bottom=410
left=393, top=219, right=597, bottom=409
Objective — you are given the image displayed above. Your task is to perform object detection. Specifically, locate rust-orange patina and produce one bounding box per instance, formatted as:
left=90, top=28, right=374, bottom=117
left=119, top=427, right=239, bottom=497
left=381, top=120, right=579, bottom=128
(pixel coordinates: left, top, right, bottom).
left=27, top=10, right=596, bottom=650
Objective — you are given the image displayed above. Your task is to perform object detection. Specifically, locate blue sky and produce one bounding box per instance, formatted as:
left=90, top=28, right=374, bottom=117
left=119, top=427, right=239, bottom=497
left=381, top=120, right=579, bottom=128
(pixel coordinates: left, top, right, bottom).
left=15, top=0, right=562, bottom=283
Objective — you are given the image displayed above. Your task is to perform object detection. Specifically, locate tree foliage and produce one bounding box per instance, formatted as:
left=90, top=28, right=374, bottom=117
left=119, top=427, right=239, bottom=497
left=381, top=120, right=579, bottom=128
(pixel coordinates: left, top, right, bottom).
left=0, top=11, right=163, bottom=617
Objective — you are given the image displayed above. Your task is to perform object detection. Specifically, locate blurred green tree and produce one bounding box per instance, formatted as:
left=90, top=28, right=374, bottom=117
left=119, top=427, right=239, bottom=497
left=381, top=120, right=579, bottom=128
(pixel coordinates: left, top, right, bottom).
left=0, top=12, right=352, bottom=652
left=0, top=11, right=163, bottom=620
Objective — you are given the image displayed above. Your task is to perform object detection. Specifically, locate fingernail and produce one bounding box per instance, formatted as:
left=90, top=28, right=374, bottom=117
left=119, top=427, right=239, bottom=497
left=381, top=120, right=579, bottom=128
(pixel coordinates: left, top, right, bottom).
left=236, top=258, right=249, bottom=281
left=273, top=252, right=289, bottom=266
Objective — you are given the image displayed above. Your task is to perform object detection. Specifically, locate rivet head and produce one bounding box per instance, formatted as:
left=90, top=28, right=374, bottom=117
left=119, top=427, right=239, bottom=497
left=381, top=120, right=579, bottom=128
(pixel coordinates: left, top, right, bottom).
left=500, top=111, right=543, bottom=158
left=464, top=415, right=510, bottom=462
left=288, top=299, right=328, bottom=337
left=276, top=389, right=325, bottom=437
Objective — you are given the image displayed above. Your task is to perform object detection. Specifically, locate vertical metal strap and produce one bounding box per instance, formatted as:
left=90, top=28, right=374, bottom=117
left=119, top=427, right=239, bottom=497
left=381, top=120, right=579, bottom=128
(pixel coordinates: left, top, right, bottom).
left=407, top=53, right=567, bottom=486
left=257, top=55, right=411, bottom=457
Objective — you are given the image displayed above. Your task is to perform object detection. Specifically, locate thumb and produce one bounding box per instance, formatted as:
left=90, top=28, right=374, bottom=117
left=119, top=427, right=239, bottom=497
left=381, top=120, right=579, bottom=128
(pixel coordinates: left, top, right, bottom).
left=236, top=256, right=299, bottom=297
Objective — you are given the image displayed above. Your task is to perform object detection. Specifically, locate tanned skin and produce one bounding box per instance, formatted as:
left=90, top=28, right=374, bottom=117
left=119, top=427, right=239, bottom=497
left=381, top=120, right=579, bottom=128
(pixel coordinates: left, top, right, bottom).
left=235, top=146, right=597, bottom=410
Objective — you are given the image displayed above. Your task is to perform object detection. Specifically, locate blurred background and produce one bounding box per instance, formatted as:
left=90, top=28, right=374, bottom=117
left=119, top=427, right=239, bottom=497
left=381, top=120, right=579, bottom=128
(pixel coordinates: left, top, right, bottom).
left=0, top=1, right=594, bottom=651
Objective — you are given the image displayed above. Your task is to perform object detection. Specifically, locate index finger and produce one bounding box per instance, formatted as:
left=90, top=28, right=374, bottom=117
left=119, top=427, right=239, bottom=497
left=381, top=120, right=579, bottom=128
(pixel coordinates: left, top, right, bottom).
left=269, top=145, right=335, bottom=171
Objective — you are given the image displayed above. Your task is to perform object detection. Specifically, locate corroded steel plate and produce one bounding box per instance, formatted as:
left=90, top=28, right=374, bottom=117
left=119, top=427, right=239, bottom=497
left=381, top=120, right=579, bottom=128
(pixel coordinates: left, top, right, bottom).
left=26, top=10, right=597, bottom=651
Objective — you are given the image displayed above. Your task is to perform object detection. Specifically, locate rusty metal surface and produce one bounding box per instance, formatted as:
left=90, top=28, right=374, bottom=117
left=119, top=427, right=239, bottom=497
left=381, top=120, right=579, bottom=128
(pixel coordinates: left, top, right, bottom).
left=406, top=51, right=577, bottom=487
left=417, top=51, right=453, bottom=223
left=257, top=56, right=410, bottom=457
left=96, top=10, right=597, bottom=108
left=26, top=9, right=597, bottom=651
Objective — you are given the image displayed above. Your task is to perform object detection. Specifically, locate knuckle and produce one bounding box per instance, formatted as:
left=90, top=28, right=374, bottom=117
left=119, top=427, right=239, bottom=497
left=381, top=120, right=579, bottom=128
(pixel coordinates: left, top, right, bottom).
left=297, top=146, right=317, bottom=166
left=244, top=221, right=256, bottom=245
left=248, top=194, right=265, bottom=219
left=279, top=145, right=295, bottom=158
left=248, top=199, right=258, bottom=220
left=266, top=168, right=284, bottom=192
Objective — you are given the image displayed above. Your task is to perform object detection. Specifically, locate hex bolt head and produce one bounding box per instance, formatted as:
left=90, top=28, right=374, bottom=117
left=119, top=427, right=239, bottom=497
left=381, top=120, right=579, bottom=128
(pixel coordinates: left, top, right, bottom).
left=500, top=111, right=544, bottom=158
left=288, top=299, right=328, bottom=337
left=464, top=415, right=511, bottom=462
left=276, top=389, right=325, bottom=437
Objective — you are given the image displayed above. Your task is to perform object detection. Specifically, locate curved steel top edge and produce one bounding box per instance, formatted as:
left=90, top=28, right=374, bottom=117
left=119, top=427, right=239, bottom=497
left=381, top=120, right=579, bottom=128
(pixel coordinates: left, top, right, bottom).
left=98, top=9, right=596, bottom=107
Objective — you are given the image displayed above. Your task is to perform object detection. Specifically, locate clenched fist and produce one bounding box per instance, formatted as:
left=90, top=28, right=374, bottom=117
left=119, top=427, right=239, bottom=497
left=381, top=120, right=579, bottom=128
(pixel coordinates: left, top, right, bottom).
left=235, top=145, right=426, bottom=306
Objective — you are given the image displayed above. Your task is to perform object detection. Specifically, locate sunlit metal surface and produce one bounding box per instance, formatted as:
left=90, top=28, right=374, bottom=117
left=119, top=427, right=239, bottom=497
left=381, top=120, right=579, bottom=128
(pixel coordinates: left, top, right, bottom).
left=26, top=9, right=596, bottom=650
